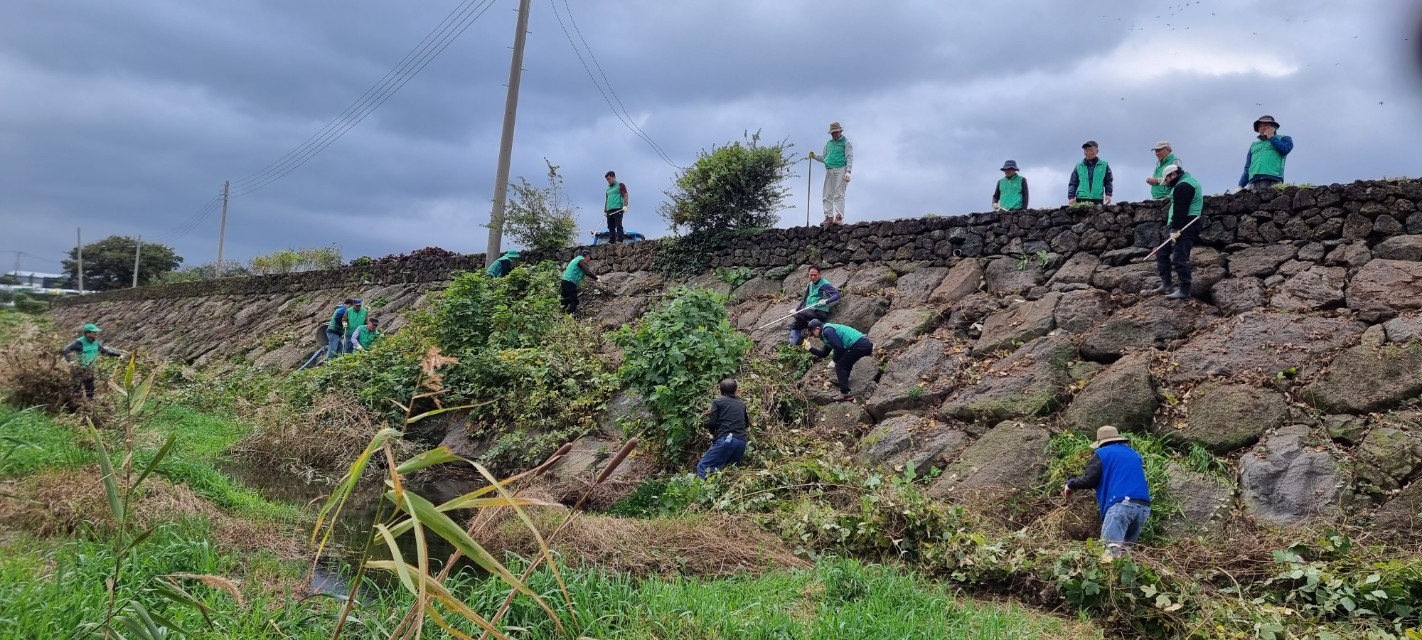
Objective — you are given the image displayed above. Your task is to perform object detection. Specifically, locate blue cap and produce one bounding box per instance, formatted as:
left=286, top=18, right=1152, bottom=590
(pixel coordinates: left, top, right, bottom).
left=353, top=298, right=363, bottom=305
left=1000, top=160, right=1019, bottom=171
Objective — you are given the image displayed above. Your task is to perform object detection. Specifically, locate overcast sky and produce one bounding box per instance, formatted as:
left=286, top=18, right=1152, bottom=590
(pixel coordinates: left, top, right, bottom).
left=3, top=0, right=1420, bottom=273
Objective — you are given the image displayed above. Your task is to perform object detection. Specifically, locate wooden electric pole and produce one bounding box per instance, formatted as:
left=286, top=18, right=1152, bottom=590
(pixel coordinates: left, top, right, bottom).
left=132, top=236, right=142, bottom=288
left=76, top=227, right=84, bottom=294
left=485, top=0, right=532, bottom=262
left=216, top=180, right=229, bottom=279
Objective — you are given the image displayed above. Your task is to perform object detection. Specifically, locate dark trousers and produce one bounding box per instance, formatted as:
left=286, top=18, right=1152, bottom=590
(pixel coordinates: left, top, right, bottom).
left=787, top=309, right=829, bottom=345
left=1155, top=220, right=1200, bottom=290
left=832, top=339, right=874, bottom=395
left=605, top=209, right=625, bottom=243
left=696, top=434, right=747, bottom=478
left=72, top=367, right=96, bottom=400
left=560, top=279, right=581, bottom=314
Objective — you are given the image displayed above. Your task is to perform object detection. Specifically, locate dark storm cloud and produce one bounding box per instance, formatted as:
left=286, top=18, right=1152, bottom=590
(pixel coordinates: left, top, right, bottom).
left=1, top=0, right=1419, bottom=273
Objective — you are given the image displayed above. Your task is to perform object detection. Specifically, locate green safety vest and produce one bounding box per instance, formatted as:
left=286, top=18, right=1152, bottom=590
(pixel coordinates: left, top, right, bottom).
left=997, top=174, right=1025, bottom=210
left=825, top=323, right=865, bottom=350
left=1168, top=174, right=1205, bottom=226
left=355, top=328, right=383, bottom=350
left=486, top=256, right=512, bottom=277
left=562, top=256, right=586, bottom=286
left=1150, top=154, right=1177, bottom=199
left=344, top=307, right=368, bottom=337
left=78, top=336, right=102, bottom=368
left=327, top=305, right=347, bottom=332
left=1247, top=139, right=1286, bottom=181
left=605, top=181, right=625, bottom=211
left=823, top=138, right=848, bottom=169
left=1074, top=159, right=1109, bottom=200
left=802, top=278, right=835, bottom=310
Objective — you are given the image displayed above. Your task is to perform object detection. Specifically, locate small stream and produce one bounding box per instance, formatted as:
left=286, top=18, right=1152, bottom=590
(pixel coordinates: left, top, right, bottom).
left=220, top=460, right=488, bottom=594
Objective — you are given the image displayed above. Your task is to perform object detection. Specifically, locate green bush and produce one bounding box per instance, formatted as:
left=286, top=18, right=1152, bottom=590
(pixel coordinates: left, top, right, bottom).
left=659, top=132, right=795, bottom=235
left=11, top=293, right=47, bottom=314
left=613, top=287, right=752, bottom=452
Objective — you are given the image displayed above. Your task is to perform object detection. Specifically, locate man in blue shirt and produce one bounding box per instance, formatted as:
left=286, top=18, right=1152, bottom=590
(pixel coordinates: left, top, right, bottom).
left=1237, top=115, right=1294, bottom=192
left=1065, top=426, right=1152, bottom=557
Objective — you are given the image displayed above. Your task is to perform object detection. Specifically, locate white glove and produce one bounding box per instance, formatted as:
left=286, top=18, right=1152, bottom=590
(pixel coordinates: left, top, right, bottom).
left=843, top=172, right=852, bottom=183
left=992, top=203, right=1002, bottom=211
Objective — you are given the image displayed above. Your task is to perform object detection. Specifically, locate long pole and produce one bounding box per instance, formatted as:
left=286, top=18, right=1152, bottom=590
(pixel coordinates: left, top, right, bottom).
left=132, top=236, right=142, bottom=288
left=76, top=227, right=84, bottom=294
left=216, top=180, right=229, bottom=279
left=806, top=158, right=813, bottom=227
left=485, top=0, right=532, bottom=261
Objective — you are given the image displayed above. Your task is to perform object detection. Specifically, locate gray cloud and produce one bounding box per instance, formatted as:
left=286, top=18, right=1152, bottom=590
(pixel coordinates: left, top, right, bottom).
left=2, top=0, right=1419, bottom=273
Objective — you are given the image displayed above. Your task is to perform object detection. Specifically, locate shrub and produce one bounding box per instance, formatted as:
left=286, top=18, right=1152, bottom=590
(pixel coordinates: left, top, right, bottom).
left=12, top=293, right=47, bottom=314
left=501, top=159, right=579, bottom=255
left=659, top=131, right=795, bottom=235
left=613, top=287, right=753, bottom=452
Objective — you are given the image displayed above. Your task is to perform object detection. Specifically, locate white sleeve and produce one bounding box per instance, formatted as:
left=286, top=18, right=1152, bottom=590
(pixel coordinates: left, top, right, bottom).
left=844, top=139, right=854, bottom=173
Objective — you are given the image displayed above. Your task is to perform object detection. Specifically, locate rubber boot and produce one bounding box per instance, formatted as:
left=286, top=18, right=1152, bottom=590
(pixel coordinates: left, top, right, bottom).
left=789, top=329, right=803, bottom=346
left=1144, top=282, right=1173, bottom=295
left=1166, top=285, right=1191, bottom=300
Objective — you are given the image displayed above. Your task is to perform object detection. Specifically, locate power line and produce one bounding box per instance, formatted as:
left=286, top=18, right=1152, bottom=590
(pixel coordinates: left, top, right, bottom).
left=152, top=195, right=224, bottom=245
left=227, top=0, right=500, bottom=198
left=548, top=0, right=679, bottom=169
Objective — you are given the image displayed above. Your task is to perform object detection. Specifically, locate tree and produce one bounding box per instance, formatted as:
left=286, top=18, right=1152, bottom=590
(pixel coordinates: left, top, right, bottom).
left=247, top=246, right=342, bottom=275
left=659, top=132, right=795, bottom=235
left=62, top=236, right=182, bottom=291
left=502, top=159, right=579, bottom=255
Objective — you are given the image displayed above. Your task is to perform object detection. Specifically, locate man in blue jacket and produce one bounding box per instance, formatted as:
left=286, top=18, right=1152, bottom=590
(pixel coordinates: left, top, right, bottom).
left=1064, top=426, right=1151, bottom=557
left=1237, top=115, right=1294, bottom=192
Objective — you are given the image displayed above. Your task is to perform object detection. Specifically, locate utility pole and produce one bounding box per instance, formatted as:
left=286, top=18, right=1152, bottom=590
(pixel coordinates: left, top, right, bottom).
left=485, top=0, right=532, bottom=262
left=132, top=236, right=142, bottom=288
left=76, top=227, right=84, bottom=294
left=216, top=180, right=229, bottom=279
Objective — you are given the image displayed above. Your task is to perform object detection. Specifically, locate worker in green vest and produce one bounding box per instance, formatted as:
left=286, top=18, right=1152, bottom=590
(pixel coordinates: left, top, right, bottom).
left=788, top=265, right=841, bottom=346
left=1144, top=141, right=1178, bottom=200
left=1145, top=164, right=1204, bottom=301
left=560, top=252, right=598, bottom=314
left=60, top=323, right=123, bottom=400
left=809, top=121, right=853, bottom=225
left=324, top=299, right=353, bottom=360
left=342, top=299, right=368, bottom=353
left=350, top=317, right=383, bottom=352
left=1237, top=115, right=1294, bottom=192
left=1067, top=141, right=1113, bottom=206
left=604, top=171, right=630, bottom=243
left=486, top=250, right=519, bottom=277
left=992, top=160, right=1029, bottom=211
left=805, top=319, right=874, bottom=401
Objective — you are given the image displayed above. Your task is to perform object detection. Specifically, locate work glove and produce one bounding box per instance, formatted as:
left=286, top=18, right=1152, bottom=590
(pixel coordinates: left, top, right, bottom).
left=1104, top=196, right=1112, bottom=205
left=843, top=172, right=852, bottom=183
left=803, top=341, right=813, bottom=352
left=992, top=203, right=1002, bottom=211
left=808, top=151, right=816, bottom=159
left=1169, top=232, right=1181, bottom=243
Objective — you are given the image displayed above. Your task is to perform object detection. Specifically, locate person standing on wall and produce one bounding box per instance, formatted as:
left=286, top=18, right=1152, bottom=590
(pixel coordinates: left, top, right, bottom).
left=788, top=264, right=841, bottom=346
left=992, top=160, right=1029, bottom=211
left=1144, top=141, right=1178, bottom=200
left=342, top=298, right=368, bottom=353
left=61, top=323, right=123, bottom=400
left=325, top=299, right=353, bottom=360
left=486, top=250, right=519, bottom=278
left=696, top=378, right=750, bottom=479
left=1237, top=115, right=1294, bottom=192
left=805, top=319, right=874, bottom=402
left=604, top=171, right=629, bottom=244
left=809, top=121, right=853, bottom=226
left=1145, top=163, right=1203, bottom=300
left=1064, top=426, right=1152, bottom=557
left=560, top=251, right=598, bottom=314
left=1067, top=141, right=1113, bottom=206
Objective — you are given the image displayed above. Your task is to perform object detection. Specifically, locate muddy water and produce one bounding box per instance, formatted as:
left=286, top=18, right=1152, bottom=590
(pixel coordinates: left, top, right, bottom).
left=220, top=460, right=488, bottom=593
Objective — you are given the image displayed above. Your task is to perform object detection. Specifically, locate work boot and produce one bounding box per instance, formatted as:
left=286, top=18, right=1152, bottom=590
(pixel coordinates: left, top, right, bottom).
left=1165, top=286, right=1191, bottom=300
left=834, top=215, right=844, bottom=225
left=833, top=393, right=854, bottom=402
left=820, top=216, right=834, bottom=227
left=1143, top=282, right=1173, bottom=295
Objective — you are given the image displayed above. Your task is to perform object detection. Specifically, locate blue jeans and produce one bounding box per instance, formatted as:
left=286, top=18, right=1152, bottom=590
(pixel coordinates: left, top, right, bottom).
left=325, top=329, right=345, bottom=360
left=1101, top=501, right=1151, bottom=556
left=696, top=434, right=747, bottom=479
left=1246, top=177, right=1281, bottom=192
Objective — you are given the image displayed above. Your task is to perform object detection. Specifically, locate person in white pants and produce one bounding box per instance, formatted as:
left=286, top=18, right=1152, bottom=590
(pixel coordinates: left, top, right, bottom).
left=809, top=121, right=853, bottom=225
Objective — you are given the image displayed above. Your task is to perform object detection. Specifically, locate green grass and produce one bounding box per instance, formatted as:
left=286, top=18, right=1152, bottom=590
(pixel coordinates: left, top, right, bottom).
left=0, top=404, right=299, bottom=523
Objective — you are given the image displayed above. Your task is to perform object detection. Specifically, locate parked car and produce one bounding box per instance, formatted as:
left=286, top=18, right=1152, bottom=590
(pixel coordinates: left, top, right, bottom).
left=591, top=230, right=646, bottom=246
